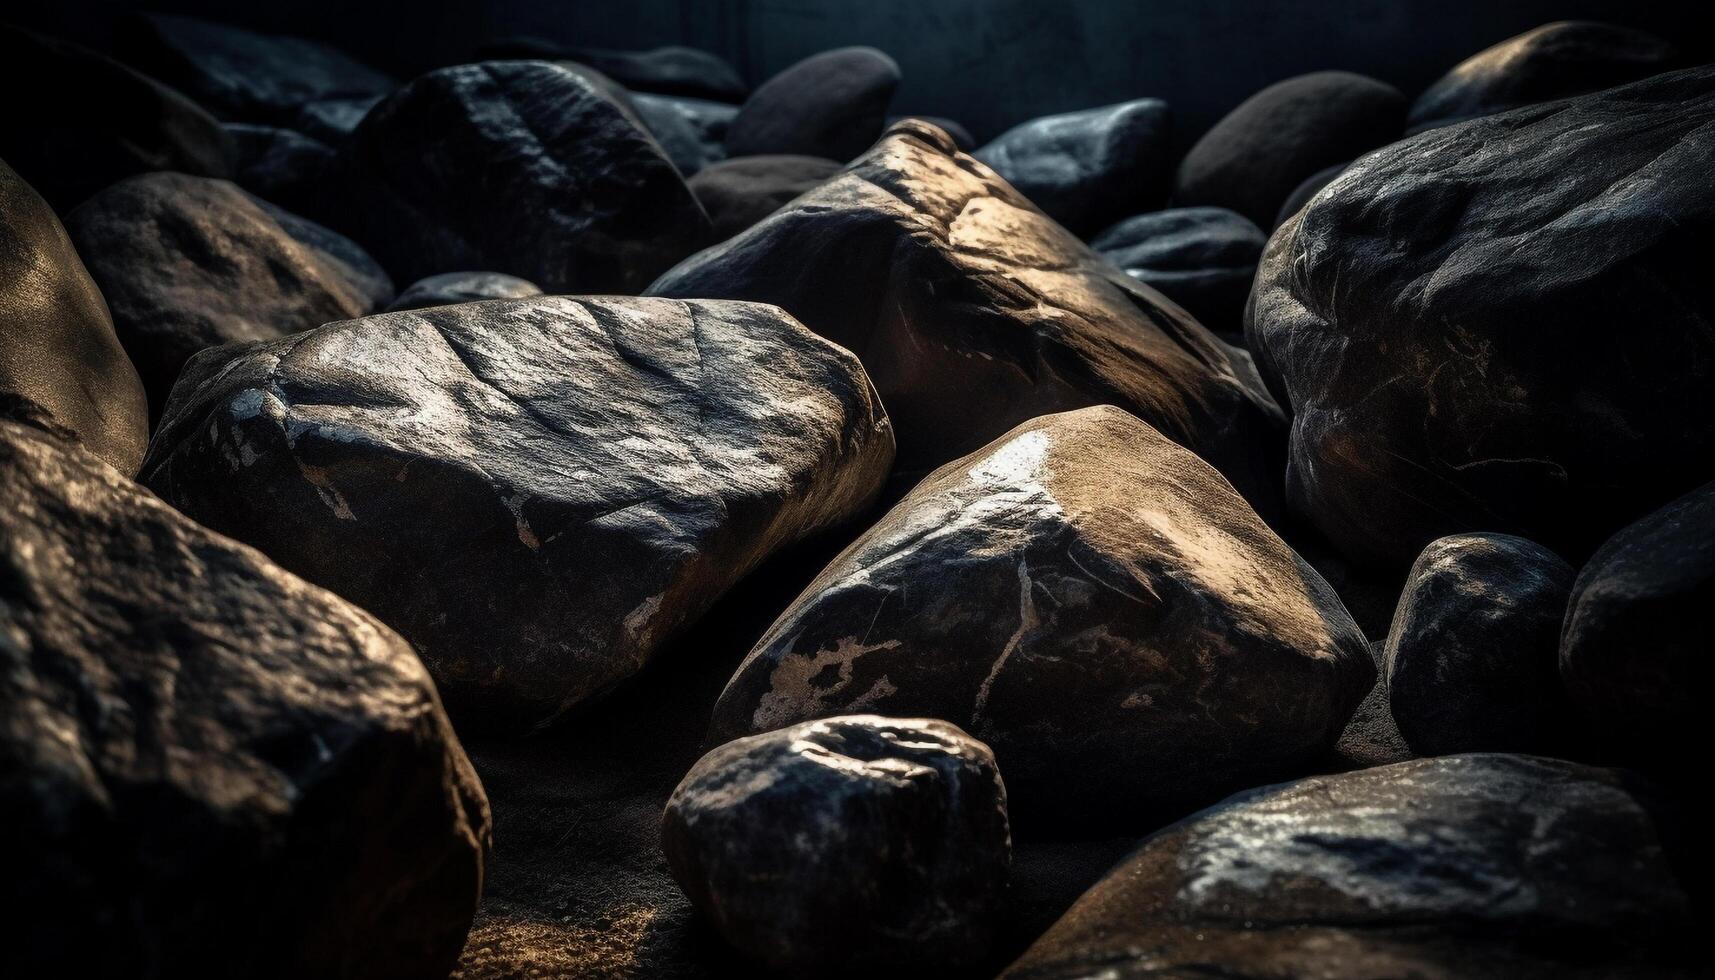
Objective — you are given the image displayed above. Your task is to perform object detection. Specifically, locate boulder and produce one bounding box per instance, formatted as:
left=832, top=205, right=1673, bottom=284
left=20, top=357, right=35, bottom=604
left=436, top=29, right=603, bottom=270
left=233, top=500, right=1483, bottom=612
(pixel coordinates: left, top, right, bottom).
left=341, top=60, right=712, bottom=293
left=974, top=98, right=1172, bottom=236
left=1384, top=533, right=1575, bottom=756
left=1272, top=160, right=1347, bottom=229
left=386, top=272, right=544, bottom=313
left=725, top=47, right=900, bottom=161
left=708, top=407, right=1373, bottom=821
left=890, top=114, right=976, bottom=150
left=1088, top=206, right=1265, bottom=340
left=141, top=297, right=895, bottom=732
left=0, top=24, right=231, bottom=212
left=1174, top=71, right=1405, bottom=228
left=0, top=159, right=149, bottom=475
left=293, top=94, right=385, bottom=144
left=1248, top=66, right=1715, bottom=568
left=652, top=121, right=1284, bottom=505
left=0, top=419, right=491, bottom=980
left=565, top=45, right=747, bottom=102
left=687, top=154, right=844, bottom=240
left=631, top=92, right=725, bottom=176
left=65, top=173, right=392, bottom=421
left=1412, top=21, right=1682, bottom=131
left=1561, top=479, right=1714, bottom=770
left=662, top=716, right=1009, bottom=974
left=1001, top=755, right=1694, bottom=979
left=224, top=122, right=337, bottom=216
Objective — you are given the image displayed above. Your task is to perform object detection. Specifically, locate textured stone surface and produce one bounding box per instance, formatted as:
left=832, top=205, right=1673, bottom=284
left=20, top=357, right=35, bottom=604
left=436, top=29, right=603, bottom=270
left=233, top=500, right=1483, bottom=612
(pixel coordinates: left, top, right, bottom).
left=1384, top=533, right=1575, bottom=756
left=725, top=47, right=900, bottom=161
left=975, top=99, right=1171, bottom=236
left=663, top=716, right=1010, bottom=974
left=0, top=159, right=148, bottom=476
left=709, top=407, right=1372, bottom=821
left=687, top=154, right=843, bottom=240
left=1248, top=66, right=1715, bottom=568
left=1174, top=71, right=1404, bottom=228
left=142, top=297, right=895, bottom=732
left=341, top=60, right=711, bottom=293
left=1001, top=755, right=1694, bottom=979
left=0, top=419, right=490, bottom=980
left=653, top=120, right=1283, bottom=506
left=1089, top=206, right=1265, bottom=340
left=386, top=272, right=544, bottom=313
left=65, top=172, right=392, bottom=421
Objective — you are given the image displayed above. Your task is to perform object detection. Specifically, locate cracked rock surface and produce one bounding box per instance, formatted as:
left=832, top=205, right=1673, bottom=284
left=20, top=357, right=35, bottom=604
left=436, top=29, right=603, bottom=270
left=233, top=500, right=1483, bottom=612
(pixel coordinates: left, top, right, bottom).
left=1000, top=755, right=1695, bottom=979
left=709, top=406, right=1372, bottom=822
left=141, top=296, right=896, bottom=732
left=1, top=419, right=491, bottom=979
left=1248, top=65, right=1715, bottom=569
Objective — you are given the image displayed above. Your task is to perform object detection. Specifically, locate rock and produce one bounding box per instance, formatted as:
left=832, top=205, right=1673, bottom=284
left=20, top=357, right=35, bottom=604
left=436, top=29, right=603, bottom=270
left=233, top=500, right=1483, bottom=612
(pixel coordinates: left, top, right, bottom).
left=0, top=24, right=231, bottom=212
left=386, top=272, right=544, bottom=313
left=1088, top=206, right=1265, bottom=340
left=565, top=45, right=747, bottom=102
left=141, top=297, right=895, bottom=732
left=707, top=407, right=1372, bottom=822
left=643, top=93, right=739, bottom=149
left=341, top=61, right=712, bottom=293
left=1248, top=66, right=1715, bottom=568
left=1272, top=160, right=1346, bottom=229
left=687, top=154, right=844, bottom=240
left=652, top=121, right=1284, bottom=505
left=631, top=92, right=724, bottom=176
left=293, top=93, right=385, bottom=144
left=65, top=172, right=392, bottom=421
left=1001, top=755, right=1694, bottom=979
left=0, top=419, right=490, bottom=980
left=1329, top=645, right=1413, bottom=770
left=891, top=114, right=976, bottom=150
left=0, top=159, right=149, bottom=475
left=1384, top=533, right=1575, bottom=756
left=1412, top=21, right=1682, bottom=131
left=1561, top=479, right=1714, bottom=770
left=726, top=47, right=900, bottom=161
left=974, top=98, right=1172, bottom=236
left=224, top=122, right=337, bottom=215
left=662, top=716, right=1010, bottom=974
left=1174, top=71, right=1405, bottom=228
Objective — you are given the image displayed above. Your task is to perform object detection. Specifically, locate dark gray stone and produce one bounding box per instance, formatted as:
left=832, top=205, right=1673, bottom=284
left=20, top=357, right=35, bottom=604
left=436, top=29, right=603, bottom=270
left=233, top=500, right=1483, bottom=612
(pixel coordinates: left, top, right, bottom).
left=687, top=153, right=843, bottom=241
left=565, top=45, right=747, bottom=102
left=1272, top=160, right=1348, bottom=229
left=386, top=272, right=544, bottom=313
left=224, top=123, right=337, bottom=216
left=725, top=47, right=900, bottom=161
left=632, top=92, right=726, bottom=176
left=1088, top=206, right=1265, bottom=340
left=975, top=99, right=1171, bottom=236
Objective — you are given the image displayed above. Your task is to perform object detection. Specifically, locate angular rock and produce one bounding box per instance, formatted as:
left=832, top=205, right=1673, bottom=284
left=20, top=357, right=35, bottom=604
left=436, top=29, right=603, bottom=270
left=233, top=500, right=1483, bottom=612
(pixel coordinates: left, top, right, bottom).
left=1001, top=755, right=1694, bottom=979
left=687, top=154, right=843, bottom=241
left=566, top=45, right=747, bottom=102
left=1272, top=160, right=1347, bottom=229
left=1248, top=66, right=1715, bottom=568
left=224, top=122, right=338, bottom=216
left=65, top=173, right=392, bottom=421
left=142, top=297, right=895, bottom=731
left=0, top=419, right=490, bottom=980
left=1174, top=71, right=1405, bottom=228
left=708, top=407, right=1373, bottom=821
left=653, top=121, right=1284, bottom=503
left=0, top=24, right=231, bottom=212
left=1412, top=21, right=1682, bottom=131
left=663, top=716, right=1009, bottom=974
left=1384, top=533, right=1575, bottom=756
left=341, top=61, right=712, bottom=293
left=974, top=98, right=1172, bottom=236
left=1561, top=480, right=1714, bottom=770
left=1088, top=206, right=1265, bottom=340
left=890, top=114, right=976, bottom=151
left=0, top=159, right=148, bottom=475
left=386, top=272, right=544, bottom=313
left=726, top=47, right=900, bottom=161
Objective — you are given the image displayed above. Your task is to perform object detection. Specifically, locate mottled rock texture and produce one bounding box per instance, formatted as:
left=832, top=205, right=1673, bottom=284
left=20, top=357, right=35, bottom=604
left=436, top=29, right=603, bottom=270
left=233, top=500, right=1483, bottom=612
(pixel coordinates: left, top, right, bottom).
left=725, top=47, right=900, bottom=161
left=386, top=272, right=544, bottom=313
left=975, top=99, right=1172, bottom=236
left=687, top=154, right=843, bottom=241
left=1089, top=206, right=1265, bottom=340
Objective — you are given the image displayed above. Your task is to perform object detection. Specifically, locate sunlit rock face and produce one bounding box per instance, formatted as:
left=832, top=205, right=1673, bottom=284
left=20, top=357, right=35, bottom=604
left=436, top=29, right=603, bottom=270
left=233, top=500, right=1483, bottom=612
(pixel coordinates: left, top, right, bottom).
left=652, top=120, right=1284, bottom=510
left=1001, top=755, right=1695, bottom=979
left=141, top=296, right=895, bottom=732
left=662, top=716, right=1010, bottom=974
left=0, top=159, right=148, bottom=476
left=1, top=419, right=490, bottom=980
left=709, top=407, right=1371, bottom=822
left=1248, top=65, right=1715, bottom=569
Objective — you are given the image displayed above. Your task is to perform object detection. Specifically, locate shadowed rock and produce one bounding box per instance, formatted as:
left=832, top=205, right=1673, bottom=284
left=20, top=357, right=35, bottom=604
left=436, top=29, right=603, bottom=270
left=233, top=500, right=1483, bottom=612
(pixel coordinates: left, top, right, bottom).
left=566, top=45, right=747, bottom=102
left=726, top=47, right=900, bottom=161
left=1089, top=206, right=1265, bottom=340
left=632, top=93, right=733, bottom=176
left=975, top=98, right=1171, bottom=236
left=386, top=272, right=543, bottom=313
left=1272, top=160, right=1347, bottom=229
left=688, top=154, right=844, bottom=240
left=224, top=122, right=337, bottom=216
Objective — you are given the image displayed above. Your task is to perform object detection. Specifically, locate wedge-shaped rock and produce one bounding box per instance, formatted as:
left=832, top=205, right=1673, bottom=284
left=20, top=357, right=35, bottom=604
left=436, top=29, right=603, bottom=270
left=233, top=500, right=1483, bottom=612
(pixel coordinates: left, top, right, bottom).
left=1, top=419, right=490, bottom=979
left=709, top=407, right=1371, bottom=819
left=1001, top=755, right=1694, bottom=979
left=142, top=297, right=896, bottom=731
left=653, top=120, right=1282, bottom=505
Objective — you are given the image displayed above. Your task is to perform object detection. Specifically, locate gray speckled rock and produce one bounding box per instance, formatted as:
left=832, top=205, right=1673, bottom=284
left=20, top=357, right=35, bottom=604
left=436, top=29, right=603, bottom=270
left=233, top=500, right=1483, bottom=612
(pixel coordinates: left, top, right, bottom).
left=141, top=297, right=895, bottom=732
left=1, top=419, right=490, bottom=980
left=1248, top=66, right=1715, bottom=568
left=663, top=716, right=1009, bottom=974
left=1089, top=206, right=1265, bottom=339
left=687, top=154, right=844, bottom=240
left=385, top=272, right=543, bottom=313
left=1001, top=754, right=1694, bottom=979
left=709, top=407, right=1372, bottom=821
left=726, top=47, right=900, bottom=161
left=975, top=99, right=1171, bottom=236
left=1384, top=533, right=1575, bottom=756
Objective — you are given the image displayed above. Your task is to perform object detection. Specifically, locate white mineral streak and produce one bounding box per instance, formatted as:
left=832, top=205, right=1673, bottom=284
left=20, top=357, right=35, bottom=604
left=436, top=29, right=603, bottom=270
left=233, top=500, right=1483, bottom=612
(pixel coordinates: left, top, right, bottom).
left=971, top=558, right=1037, bottom=724
left=295, top=460, right=355, bottom=520
left=502, top=492, right=540, bottom=550
left=751, top=634, right=903, bottom=732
